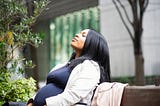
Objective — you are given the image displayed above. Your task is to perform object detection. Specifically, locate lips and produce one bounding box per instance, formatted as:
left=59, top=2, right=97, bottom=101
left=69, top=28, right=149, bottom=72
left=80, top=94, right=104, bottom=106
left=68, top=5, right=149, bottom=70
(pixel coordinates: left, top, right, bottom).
left=72, top=37, right=78, bottom=42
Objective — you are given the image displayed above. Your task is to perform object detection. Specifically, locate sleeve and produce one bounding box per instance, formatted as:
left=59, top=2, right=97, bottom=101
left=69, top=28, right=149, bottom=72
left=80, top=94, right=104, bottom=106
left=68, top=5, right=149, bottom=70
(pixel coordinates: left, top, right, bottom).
left=45, top=60, right=100, bottom=106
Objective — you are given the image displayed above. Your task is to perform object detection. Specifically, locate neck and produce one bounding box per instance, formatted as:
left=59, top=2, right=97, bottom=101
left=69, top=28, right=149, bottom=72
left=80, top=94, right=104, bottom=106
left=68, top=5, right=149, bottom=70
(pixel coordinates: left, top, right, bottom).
left=75, top=53, right=80, bottom=58
left=75, top=50, right=82, bottom=59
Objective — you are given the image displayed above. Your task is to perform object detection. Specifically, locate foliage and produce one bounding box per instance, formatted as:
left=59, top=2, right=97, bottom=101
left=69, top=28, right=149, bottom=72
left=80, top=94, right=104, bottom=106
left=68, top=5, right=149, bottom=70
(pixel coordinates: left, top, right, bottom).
left=0, top=74, right=36, bottom=105
left=0, top=0, right=48, bottom=105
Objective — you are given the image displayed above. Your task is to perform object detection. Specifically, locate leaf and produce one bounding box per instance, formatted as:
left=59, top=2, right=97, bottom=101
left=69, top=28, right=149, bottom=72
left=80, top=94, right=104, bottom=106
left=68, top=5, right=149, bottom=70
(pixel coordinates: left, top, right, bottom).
left=5, top=31, right=14, bottom=45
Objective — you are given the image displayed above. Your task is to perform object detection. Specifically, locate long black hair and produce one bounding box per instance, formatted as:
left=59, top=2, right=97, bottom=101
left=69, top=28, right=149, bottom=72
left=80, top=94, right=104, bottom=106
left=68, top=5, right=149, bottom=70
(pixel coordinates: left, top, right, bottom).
left=68, top=29, right=111, bottom=83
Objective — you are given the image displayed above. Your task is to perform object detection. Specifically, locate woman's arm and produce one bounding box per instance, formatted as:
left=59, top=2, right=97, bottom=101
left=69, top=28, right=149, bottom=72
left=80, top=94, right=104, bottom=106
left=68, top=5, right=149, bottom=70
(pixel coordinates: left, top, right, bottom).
left=45, top=60, right=100, bottom=106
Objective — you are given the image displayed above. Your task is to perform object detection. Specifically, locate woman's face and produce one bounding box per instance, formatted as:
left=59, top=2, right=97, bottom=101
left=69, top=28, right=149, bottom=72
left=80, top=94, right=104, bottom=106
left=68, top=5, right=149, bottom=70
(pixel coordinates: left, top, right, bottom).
left=70, top=29, right=89, bottom=52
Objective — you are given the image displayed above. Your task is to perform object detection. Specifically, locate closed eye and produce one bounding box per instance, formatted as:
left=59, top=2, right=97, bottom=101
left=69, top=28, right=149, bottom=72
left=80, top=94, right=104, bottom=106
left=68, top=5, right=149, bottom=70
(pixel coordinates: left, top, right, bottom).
left=81, top=32, right=87, bottom=37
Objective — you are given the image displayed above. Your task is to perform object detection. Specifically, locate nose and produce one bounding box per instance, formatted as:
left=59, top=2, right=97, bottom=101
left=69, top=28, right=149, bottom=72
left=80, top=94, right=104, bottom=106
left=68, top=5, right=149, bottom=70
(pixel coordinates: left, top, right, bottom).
left=75, top=34, right=79, bottom=37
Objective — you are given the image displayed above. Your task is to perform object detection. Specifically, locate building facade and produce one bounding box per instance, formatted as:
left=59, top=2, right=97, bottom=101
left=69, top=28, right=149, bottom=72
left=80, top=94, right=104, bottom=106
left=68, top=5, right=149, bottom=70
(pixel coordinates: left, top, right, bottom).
left=32, top=0, right=160, bottom=85
left=99, top=0, right=160, bottom=78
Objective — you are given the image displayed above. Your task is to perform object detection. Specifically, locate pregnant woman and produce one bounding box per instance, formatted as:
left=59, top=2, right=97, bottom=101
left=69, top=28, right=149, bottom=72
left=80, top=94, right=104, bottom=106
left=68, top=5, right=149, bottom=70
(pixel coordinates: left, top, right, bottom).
left=27, top=29, right=111, bottom=106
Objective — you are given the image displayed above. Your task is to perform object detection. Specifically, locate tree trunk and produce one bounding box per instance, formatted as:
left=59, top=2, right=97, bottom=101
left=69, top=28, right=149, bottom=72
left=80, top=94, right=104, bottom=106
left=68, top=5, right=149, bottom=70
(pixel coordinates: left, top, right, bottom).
left=30, top=45, right=39, bottom=89
left=25, top=0, right=39, bottom=89
left=135, top=54, right=145, bottom=85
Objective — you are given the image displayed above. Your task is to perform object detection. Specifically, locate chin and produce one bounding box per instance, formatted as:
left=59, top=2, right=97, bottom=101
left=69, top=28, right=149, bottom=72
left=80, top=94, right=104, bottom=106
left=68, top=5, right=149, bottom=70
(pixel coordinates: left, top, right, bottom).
left=70, top=43, right=75, bottom=49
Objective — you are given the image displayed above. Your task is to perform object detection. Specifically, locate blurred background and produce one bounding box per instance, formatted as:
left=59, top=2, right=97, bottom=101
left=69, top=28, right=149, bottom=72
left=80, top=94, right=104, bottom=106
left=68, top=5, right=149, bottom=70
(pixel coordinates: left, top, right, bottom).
left=24, top=0, right=160, bottom=88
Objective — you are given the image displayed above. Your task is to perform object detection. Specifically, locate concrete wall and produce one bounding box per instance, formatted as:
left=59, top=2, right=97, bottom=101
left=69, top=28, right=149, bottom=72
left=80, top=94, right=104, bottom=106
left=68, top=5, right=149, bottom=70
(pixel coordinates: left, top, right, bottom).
left=143, top=0, right=160, bottom=76
left=99, top=0, right=160, bottom=77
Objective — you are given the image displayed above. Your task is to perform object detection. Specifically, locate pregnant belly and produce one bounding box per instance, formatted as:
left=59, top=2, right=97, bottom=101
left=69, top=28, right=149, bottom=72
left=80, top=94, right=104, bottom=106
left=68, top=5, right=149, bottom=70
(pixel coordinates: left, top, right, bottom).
left=33, top=83, right=63, bottom=106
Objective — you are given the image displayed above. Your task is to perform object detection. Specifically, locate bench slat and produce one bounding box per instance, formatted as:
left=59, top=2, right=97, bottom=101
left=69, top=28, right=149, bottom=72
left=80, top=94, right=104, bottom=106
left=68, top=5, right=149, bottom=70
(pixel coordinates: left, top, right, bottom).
left=121, top=86, right=160, bottom=106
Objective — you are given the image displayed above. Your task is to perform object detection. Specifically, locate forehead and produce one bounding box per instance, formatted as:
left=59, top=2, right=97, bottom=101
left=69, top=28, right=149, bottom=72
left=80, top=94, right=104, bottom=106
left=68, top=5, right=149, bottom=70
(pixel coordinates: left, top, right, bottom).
left=81, top=29, right=90, bottom=34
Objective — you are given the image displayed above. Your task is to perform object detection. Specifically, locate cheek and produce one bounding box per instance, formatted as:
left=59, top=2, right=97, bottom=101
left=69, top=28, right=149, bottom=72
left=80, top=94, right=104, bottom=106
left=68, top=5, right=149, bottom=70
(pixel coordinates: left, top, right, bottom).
left=80, top=40, right=85, bottom=49
left=78, top=39, right=86, bottom=49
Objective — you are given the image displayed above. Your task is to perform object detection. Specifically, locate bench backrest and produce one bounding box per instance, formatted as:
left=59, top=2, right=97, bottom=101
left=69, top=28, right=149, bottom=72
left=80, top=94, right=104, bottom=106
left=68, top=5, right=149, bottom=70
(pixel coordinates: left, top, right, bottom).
left=121, top=86, right=160, bottom=106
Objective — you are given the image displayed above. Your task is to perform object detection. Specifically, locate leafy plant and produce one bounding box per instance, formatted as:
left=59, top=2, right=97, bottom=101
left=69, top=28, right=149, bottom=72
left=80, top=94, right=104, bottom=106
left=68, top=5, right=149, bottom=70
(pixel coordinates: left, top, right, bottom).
left=0, top=0, right=48, bottom=105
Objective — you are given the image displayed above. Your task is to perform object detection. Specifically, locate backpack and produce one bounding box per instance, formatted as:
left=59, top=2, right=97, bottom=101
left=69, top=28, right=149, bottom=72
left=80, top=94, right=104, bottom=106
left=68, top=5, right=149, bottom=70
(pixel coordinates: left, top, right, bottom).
left=91, top=82, right=128, bottom=106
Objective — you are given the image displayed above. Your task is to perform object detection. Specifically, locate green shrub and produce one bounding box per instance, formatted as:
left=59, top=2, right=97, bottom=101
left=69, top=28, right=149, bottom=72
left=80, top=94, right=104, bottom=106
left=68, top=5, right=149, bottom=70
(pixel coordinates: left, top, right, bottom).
left=0, top=0, right=48, bottom=105
left=0, top=73, right=36, bottom=105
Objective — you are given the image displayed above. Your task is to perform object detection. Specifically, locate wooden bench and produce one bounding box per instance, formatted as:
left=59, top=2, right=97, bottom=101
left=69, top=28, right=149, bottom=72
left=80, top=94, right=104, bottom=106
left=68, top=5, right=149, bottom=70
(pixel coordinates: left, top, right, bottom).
left=3, top=86, right=160, bottom=106
left=121, top=86, right=160, bottom=106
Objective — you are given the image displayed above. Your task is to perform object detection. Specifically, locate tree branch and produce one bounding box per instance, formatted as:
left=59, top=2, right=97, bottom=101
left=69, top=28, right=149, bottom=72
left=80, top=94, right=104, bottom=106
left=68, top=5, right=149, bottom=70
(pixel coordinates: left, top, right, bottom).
left=112, top=0, right=134, bottom=41
left=128, top=0, right=138, bottom=33
left=139, top=0, right=149, bottom=20
left=140, top=0, right=149, bottom=12
left=117, top=0, right=133, bottom=26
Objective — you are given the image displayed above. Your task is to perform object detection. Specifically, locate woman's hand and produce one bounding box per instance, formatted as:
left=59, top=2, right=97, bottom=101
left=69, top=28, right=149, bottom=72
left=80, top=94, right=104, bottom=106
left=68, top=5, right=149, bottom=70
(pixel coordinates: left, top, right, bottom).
left=27, top=98, right=33, bottom=106
left=27, top=103, right=33, bottom=106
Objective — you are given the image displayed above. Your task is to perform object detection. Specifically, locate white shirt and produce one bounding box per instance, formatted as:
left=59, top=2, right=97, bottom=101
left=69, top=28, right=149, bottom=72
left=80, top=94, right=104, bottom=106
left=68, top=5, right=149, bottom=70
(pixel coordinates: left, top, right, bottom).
left=46, top=60, right=100, bottom=106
